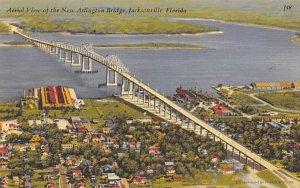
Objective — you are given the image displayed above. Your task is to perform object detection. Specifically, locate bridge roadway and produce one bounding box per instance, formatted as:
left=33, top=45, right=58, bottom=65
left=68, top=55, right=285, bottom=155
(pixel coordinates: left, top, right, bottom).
left=12, top=26, right=300, bottom=188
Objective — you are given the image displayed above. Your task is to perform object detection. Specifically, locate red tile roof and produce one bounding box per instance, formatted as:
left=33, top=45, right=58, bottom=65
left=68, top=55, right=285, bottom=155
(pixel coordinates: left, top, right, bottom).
left=0, top=147, right=8, bottom=152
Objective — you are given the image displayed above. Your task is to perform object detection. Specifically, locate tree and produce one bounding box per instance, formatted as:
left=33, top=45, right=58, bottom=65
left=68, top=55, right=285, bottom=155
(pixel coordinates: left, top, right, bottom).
left=5, top=133, right=19, bottom=143
left=19, top=132, right=33, bottom=143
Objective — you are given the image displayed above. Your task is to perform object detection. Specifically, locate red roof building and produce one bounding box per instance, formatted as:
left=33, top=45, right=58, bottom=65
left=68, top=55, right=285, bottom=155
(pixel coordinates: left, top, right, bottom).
left=149, top=146, right=160, bottom=155
left=0, top=147, right=9, bottom=158
left=213, top=104, right=229, bottom=116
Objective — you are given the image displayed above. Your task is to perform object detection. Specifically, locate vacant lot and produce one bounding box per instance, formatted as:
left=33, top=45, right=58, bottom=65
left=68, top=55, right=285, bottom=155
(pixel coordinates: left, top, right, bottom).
left=257, top=91, right=300, bottom=110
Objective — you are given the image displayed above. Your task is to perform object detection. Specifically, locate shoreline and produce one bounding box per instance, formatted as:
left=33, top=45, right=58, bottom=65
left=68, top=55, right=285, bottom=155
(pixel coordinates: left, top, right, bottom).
left=59, top=30, right=224, bottom=37
left=175, top=18, right=300, bottom=33
left=292, top=36, right=300, bottom=43
left=0, top=43, right=32, bottom=47
left=94, top=46, right=205, bottom=50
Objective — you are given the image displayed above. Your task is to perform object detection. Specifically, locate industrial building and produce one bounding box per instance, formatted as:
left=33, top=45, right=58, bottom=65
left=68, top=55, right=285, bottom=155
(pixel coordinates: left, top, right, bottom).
left=40, top=86, right=77, bottom=109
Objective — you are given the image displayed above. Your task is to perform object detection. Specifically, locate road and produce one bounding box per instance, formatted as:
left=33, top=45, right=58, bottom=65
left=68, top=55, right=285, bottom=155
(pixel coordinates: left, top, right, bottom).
left=58, top=164, right=69, bottom=188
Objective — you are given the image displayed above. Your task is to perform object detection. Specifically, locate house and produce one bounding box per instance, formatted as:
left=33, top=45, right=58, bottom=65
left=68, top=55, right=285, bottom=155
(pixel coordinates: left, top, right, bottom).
left=39, top=168, right=58, bottom=180
left=126, top=117, right=152, bottom=125
left=133, top=176, right=148, bottom=185
left=210, top=153, right=218, bottom=163
left=102, top=164, right=114, bottom=173
left=0, top=147, right=9, bottom=158
left=76, top=126, right=86, bottom=132
left=61, top=144, right=73, bottom=150
left=92, top=134, right=100, bottom=142
left=30, top=135, right=45, bottom=142
left=0, top=161, right=8, bottom=169
left=91, top=119, right=99, bottom=124
left=171, top=174, right=183, bottom=182
left=129, top=140, right=137, bottom=150
left=149, top=146, right=160, bottom=155
left=72, top=169, right=82, bottom=178
left=103, top=127, right=113, bottom=134
left=46, top=182, right=55, bottom=188
left=66, top=155, right=81, bottom=166
left=223, top=166, right=234, bottom=174
left=29, top=143, right=37, bottom=151
left=53, top=119, right=70, bottom=130
left=213, top=104, right=231, bottom=116
left=152, top=116, right=161, bottom=125
left=23, top=179, right=33, bottom=188
left=107, top=173, right=121, bottom=186
left=145, top=166, right=154, bottom=174
left=0, top=119, right=20, bottom=132
left=77, top=180, right=86, bottom=188
left=164, top=162, right=176, bottom=176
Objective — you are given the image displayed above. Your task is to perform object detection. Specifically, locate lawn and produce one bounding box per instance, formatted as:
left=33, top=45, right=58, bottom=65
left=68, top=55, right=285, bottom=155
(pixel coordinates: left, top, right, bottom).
left=256, top=91, right=300, bottom=110
left=230, top=92, right=262, bottom=105
left=150, top=172, right=248, bottom=187
left=44, top=97, right=149, bottom=127
left=257, top=170, right=287, bottom=188
left=31, top=170, right=59, bottom=187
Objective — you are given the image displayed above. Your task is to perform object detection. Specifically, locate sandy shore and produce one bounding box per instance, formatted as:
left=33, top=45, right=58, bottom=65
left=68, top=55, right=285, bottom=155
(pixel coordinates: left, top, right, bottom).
left=0, top=43, right=32, bottom=47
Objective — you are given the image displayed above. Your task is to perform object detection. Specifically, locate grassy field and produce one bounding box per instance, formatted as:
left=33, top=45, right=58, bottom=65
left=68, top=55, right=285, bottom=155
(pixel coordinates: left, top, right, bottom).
left=94, top=43, right=205, bottom=49
left=15, top=15, right=219, bottom=34
left=0, top=21, right=11, bottom=33
left=19, top=97, right=149, bottom=131
left=257, top=170, right=287, bottom=188
left=172, top=8, right=300, bottom=31
left=151, top=172, right=248, bottom=187
left=0, top=102, right=20, bottom=120
left=229, top=92, right=262, bottom=106
left=256, top=91, right=300, bottom=110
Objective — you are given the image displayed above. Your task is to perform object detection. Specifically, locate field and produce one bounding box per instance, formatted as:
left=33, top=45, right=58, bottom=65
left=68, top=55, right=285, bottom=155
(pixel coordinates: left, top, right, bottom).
left=21, top=97, right=149, bottom=129
left=0, top=21, right=11, bottom=33
left=14, top=15, right=219, bottom=34
left=229, top=92, right=262, bottom=106
left=0, top=102, right=20, bottom=120
left=150, top=172, right=249, bottom=187
left=256, top=91, right=300, bottom=110
left=172, top=8, right=300, bottom=31
left=257, top=170, right=287, bottom=188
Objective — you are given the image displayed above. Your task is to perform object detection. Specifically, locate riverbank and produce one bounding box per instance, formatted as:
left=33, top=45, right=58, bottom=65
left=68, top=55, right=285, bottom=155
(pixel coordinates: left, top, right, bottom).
left=176, top=18, right=300, bottom=33
left=173, top=8, right=300, bottom=32
left=16, top=16, right=220, bottom=35
left=0, top=41, right=32, bottom=47
left=93, top=43, right=206, bottom=50
left=292, top=36, right=300, bottom=43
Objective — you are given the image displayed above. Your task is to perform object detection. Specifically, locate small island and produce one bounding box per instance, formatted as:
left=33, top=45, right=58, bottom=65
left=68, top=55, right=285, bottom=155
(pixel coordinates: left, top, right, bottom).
left=292, top=33, right=300, bottom=42
left=0, top=41, right=32, bottom=47
left=93, top=43, right=206, bottom=49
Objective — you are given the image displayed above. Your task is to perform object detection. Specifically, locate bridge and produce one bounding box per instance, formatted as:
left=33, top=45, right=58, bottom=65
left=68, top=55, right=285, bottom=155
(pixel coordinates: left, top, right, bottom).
left=11, top=25, right=300, bottom=188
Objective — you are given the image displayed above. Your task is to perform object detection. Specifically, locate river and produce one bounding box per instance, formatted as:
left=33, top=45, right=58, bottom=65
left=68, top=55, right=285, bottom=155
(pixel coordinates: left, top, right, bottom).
left=0, top=19, right=299, bottom=101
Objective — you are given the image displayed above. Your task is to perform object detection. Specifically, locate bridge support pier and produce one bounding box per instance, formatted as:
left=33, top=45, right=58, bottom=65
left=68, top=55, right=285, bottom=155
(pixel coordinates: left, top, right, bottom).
left=121, top=78, right=133, bottom=95
left=106, top=68, right=118, bottom=86
left=65, top=50, right=73, bottom=63
left=59, top=48, right=65, bottom=60
left=72, top=53, right=81, bottom=66
left=81, top=57, right=92, bottom=72
left=50, top=46, right=57, bottom=54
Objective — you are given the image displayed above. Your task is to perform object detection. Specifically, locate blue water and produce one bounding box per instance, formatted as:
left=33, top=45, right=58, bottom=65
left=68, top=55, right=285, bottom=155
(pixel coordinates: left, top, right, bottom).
left=0, top=19, right=299, bottom=101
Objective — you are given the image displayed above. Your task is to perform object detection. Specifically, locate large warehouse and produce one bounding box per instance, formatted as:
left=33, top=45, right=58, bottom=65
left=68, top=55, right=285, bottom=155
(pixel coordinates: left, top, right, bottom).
left=40, top=86, right=76, bottom=108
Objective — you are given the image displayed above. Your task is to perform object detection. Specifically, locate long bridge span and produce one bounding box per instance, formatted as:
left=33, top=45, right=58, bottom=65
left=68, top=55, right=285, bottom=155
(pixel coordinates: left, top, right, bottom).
left=11, top=25, right=300, bottom=188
